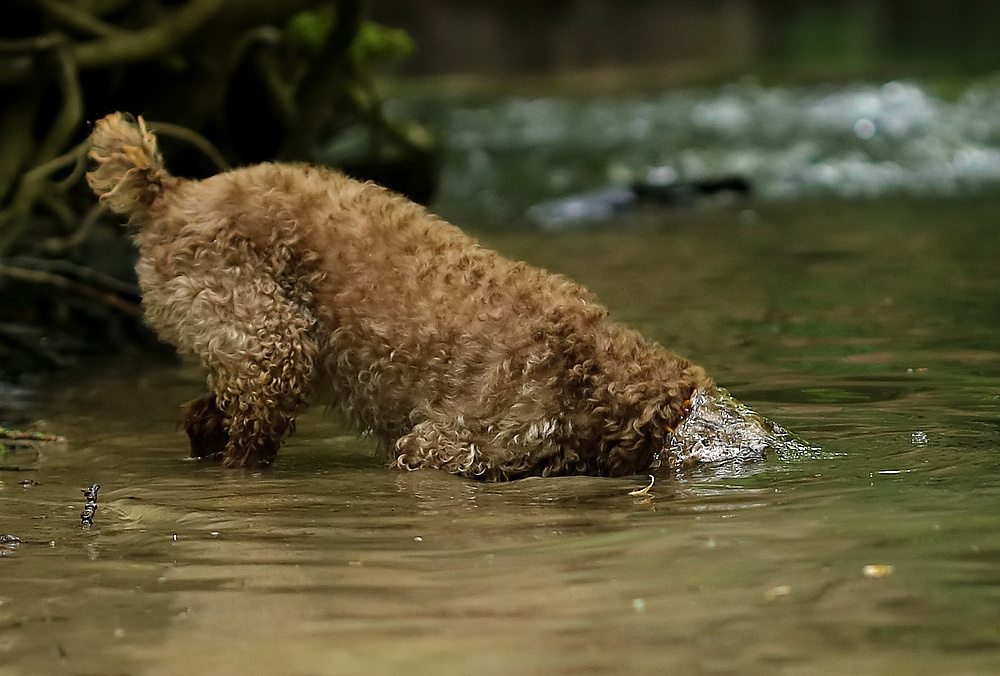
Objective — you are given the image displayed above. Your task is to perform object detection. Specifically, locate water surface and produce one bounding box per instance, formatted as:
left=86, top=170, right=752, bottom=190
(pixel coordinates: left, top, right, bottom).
left=3, top=112, right=1000, bottom=674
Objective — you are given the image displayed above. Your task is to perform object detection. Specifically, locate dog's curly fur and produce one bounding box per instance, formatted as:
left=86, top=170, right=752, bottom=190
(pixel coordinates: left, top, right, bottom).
left=87, top=112, right=714, bottom=479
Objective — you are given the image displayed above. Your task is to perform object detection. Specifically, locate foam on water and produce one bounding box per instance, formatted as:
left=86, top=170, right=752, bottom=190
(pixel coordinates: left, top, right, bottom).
left=392, top=81, right=1000, bottom=221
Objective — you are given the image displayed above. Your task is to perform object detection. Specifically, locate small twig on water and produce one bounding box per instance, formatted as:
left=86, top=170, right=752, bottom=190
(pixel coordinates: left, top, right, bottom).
left=0, top=426, right=65, bottom=443
left=80, top=484, right=100, bottom=527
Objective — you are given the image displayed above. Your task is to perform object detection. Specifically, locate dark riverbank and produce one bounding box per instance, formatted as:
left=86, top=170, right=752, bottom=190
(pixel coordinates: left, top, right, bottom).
left=373, top=0, right=1000, bottom=87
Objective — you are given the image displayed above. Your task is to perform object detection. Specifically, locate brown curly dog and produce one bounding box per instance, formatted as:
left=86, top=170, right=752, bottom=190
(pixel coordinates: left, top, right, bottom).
left=87, top=112, right=789, bottom=479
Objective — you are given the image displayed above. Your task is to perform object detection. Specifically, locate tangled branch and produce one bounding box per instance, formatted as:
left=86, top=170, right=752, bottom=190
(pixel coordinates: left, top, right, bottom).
left=0, top=261, right=142, bottom=316
left=0, top=0, right=434, bottom=372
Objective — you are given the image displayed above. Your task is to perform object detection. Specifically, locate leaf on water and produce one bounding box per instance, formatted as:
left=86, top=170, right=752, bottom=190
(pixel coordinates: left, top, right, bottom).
left=862, top=564, right=894, bottom=579
left=765, top=585, right=792, bottom=600
left=628, top=475, right=655, bottom=496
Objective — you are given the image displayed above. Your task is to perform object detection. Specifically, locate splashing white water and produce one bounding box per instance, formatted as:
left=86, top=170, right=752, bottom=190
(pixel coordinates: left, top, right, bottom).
left=390, top=80, right=1000, bottom=222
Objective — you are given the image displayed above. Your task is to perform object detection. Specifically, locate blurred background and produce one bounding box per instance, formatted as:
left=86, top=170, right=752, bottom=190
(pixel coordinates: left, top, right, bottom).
left=2, top=0, right=1000, bottom=375
left=3, top=5, right=1000, bottom=674
left=372, top=0, right=1000, bottom=82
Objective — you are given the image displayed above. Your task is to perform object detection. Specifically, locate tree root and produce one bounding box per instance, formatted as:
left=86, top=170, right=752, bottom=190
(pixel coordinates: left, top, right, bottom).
left=0, top=262, right=141, bottom=316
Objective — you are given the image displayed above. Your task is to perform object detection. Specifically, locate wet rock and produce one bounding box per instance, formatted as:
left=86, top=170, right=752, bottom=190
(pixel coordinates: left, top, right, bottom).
left=658, top=387, right=818, bottom=471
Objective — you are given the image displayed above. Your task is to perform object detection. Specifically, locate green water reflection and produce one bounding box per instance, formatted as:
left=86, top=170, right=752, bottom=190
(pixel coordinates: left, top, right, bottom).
left=1, top=195, right=999, bottom=674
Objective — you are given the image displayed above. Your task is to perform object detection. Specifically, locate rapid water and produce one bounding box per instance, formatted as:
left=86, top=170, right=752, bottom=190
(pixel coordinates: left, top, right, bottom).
left=389, top=80, right=1000, bottom=224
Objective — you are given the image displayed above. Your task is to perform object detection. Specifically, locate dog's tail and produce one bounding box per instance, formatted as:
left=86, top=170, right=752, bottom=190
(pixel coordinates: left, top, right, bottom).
left=86, top=112, right=172, bottom=217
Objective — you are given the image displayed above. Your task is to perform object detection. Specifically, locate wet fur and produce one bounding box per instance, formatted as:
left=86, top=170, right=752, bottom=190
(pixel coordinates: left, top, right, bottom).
left=87, top=112, right=713, bottom=479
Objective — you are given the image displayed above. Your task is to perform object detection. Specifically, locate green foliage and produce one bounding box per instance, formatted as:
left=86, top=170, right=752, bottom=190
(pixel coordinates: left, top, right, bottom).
left=288, top=7, right=414, bottom=67
left=350, top=22, right=415, bottom=67
left=287, top=5, right=337, bottom=53
left=783, top=4, right=877, bottom=70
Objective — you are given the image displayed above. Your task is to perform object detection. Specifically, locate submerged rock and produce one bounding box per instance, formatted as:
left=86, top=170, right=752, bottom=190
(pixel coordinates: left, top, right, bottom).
left=658, top=387, right=817, bottom=471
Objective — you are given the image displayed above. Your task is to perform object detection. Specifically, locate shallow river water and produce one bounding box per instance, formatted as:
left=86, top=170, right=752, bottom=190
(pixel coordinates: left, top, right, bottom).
left=3, top=99, right=1000, bottom=674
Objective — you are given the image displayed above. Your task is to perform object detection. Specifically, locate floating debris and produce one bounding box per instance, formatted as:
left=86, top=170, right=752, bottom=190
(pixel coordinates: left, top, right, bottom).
left=0, top=534, right=21, bottom=557
left=0, top=426, right=65, bottom=444
left=628, top=475, right=656, bottom=496
left=863, top=564, right=895, bottom=579
left=764, top=585, right=792, bottom=600
left=80, top=484, right=100, bottom=527
left=1, top=427, right=63, bottom=470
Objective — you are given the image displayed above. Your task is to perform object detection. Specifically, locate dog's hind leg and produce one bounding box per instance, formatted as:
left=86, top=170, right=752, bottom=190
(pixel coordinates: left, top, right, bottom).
left=207, top=288, right=319, bottom=468
left=144, top=248, right=320, bottom=468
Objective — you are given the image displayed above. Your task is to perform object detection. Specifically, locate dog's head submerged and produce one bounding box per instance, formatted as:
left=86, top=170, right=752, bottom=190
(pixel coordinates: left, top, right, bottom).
left=657, top=387, right=816, bottom=472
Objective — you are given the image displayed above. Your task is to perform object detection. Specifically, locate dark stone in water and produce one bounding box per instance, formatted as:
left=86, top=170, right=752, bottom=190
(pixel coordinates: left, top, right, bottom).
left=527, top=175, right=753, bottom=230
